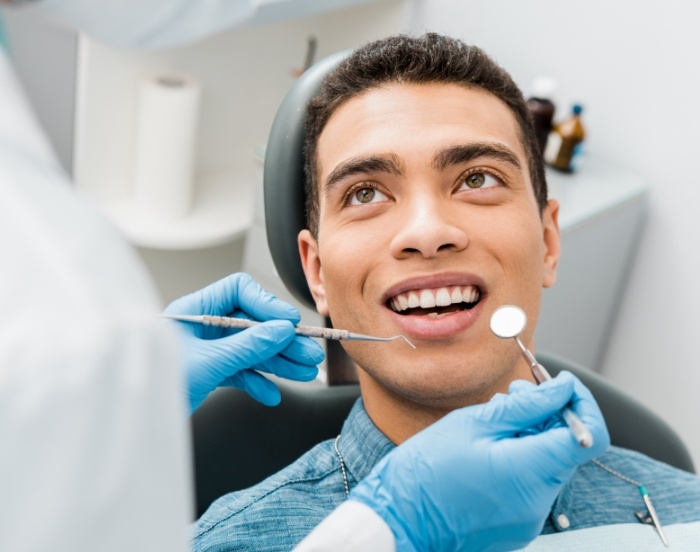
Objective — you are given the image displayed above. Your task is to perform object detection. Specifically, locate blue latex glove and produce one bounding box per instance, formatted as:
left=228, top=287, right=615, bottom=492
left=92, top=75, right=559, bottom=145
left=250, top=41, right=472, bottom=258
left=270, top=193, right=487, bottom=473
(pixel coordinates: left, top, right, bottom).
left=350, top=372, right=610, bottom=552
left=163, top=273, right=324, bottom=413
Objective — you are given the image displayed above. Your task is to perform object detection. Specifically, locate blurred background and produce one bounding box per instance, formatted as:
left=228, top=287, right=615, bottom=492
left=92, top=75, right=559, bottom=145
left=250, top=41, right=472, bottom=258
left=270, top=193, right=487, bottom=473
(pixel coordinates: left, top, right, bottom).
left=2, top=0, right=698, bottom=465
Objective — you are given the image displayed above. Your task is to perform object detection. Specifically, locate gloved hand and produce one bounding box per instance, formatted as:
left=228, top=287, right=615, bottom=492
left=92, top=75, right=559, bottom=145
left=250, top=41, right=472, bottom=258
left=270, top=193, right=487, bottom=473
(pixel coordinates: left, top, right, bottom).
left=350, top=372, right=610, bottom=552
left=163, top=273, right=325, bottom=413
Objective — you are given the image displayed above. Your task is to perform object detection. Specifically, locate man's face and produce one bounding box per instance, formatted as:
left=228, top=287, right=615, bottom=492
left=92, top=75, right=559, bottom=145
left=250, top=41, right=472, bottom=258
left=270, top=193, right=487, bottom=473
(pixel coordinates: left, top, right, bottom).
left=299, top=83, right=560, bottom=412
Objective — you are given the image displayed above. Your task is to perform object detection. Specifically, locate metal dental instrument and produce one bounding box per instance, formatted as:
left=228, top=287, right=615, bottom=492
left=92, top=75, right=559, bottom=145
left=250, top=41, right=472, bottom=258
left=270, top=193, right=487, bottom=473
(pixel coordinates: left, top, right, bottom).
left=161, top=314, right=416, bottom=349
left=490, top=305, right=593, bottom=448
left=635, top=486, right=669, bottom=547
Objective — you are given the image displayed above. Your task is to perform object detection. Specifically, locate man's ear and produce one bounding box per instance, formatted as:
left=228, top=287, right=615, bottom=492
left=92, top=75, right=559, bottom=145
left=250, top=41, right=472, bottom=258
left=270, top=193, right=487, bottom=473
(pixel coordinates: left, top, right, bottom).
left=298, top=229, right=329, bottom=316
left=542, top=199, right=561, bottom=288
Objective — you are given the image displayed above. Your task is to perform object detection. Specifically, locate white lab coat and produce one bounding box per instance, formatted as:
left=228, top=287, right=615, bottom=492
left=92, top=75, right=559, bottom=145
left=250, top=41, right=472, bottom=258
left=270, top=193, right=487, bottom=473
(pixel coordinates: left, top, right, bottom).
left=0, top=1, right=394, bottom=550
left=0, top=47, right=192, bottom=551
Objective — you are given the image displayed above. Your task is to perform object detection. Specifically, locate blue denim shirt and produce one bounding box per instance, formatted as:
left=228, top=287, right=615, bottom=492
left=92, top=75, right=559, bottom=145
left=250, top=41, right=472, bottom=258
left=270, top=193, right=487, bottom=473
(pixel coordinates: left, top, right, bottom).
left=192, top=398, right=700, bottom=551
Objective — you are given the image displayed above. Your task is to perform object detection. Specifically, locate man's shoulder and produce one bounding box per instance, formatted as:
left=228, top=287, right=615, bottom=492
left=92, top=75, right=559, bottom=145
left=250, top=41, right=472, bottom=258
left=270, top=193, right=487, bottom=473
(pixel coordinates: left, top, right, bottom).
left=549, top=446, right=700, bottom=533
left=192, top=438, right=348, bottom=552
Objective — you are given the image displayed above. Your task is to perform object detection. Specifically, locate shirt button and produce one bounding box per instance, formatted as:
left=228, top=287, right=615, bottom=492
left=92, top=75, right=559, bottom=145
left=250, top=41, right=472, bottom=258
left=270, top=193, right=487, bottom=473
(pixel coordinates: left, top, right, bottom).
left=557, top=514, right=571, bottom=529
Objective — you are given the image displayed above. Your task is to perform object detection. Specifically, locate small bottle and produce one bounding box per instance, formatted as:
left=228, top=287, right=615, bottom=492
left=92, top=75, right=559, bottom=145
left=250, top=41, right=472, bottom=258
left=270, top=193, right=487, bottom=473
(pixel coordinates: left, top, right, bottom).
left=545, top=104, right=585, bottom=172
left=526, top=77, right=557, bottom=155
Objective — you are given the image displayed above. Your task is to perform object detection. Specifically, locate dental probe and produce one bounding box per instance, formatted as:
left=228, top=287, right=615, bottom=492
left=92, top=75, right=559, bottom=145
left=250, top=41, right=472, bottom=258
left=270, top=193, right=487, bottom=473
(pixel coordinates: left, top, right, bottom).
left=161, top=314, right=416, bottom=349
left=490, top=305, right=594, bottom=448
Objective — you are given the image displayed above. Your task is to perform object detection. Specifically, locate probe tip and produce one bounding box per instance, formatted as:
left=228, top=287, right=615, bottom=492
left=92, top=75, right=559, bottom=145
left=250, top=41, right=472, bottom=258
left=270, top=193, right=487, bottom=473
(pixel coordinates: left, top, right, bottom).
left=396, top=335, right=416, bottom=349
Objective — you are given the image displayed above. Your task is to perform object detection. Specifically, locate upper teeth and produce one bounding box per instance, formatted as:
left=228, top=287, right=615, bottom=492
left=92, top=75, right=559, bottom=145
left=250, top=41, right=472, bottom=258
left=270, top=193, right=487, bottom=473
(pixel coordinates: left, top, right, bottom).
left=390, top=285, right=480, bottom=313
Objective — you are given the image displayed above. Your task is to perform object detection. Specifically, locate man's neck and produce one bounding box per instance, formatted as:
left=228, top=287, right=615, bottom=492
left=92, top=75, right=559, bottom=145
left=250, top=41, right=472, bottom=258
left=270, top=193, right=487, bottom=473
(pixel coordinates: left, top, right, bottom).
left=356, top=359, right=534, bottom=445
left=360, top=380, right=446, bottom=444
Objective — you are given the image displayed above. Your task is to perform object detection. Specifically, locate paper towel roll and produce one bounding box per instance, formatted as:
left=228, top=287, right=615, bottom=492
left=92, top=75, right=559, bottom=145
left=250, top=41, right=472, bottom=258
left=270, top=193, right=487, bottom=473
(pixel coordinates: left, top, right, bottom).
left=132, top=72, right=201, bottom=219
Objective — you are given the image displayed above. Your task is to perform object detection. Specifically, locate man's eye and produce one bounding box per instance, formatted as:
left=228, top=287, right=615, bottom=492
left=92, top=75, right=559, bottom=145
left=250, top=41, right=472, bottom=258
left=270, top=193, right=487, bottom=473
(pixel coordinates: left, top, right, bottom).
left=459, top=172, right=501, bottom=190
left=349, top=186, right=388, bottom=205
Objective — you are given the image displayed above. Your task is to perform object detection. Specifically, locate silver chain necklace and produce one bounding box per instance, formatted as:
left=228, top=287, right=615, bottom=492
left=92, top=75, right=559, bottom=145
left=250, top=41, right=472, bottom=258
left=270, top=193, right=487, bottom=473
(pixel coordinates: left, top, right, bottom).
left=334, top=434, right=667, bottom=545
left=334, top=434, right=350, bottom=497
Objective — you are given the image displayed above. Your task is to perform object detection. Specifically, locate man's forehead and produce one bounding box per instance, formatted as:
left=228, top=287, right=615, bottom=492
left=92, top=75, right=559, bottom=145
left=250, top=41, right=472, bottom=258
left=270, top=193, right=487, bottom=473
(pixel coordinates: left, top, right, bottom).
left=316, top=82, right=527, bottom=182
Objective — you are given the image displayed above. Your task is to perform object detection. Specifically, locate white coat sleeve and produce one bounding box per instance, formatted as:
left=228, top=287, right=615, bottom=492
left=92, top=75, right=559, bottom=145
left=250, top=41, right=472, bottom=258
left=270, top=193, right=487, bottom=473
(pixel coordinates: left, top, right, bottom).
left=294, top=501, right=396, bottom=552
left=6, top=0, right=259, bottom=50
left=0, top=47, right=192, bottom=552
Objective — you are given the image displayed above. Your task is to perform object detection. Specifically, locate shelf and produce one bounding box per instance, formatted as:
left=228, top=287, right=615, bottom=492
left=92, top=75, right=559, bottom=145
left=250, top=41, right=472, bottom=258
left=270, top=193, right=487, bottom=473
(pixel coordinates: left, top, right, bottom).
left=93, top=170, right=253, bottom=250
left=547, top=158, right=648, bottom=232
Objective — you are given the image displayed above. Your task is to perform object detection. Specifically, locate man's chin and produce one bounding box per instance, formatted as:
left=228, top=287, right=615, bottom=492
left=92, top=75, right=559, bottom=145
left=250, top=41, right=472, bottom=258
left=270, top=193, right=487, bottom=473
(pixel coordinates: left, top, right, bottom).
left=359, top=367, right=498, bottom=411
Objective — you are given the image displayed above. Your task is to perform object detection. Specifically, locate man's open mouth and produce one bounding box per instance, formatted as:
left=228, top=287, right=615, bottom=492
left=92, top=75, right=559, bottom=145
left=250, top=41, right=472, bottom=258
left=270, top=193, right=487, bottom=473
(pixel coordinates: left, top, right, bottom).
left=387, top=285, right=482, bottom=318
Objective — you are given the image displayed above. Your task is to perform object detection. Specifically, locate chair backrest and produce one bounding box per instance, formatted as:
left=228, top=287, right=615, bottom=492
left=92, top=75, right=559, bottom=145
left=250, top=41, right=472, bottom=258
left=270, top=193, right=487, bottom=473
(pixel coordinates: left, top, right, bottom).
left=191, top=383, right=360, bottom=518
left=263, top=50, right=349, bottom=311
left=191, top=351, right=695, bottom=518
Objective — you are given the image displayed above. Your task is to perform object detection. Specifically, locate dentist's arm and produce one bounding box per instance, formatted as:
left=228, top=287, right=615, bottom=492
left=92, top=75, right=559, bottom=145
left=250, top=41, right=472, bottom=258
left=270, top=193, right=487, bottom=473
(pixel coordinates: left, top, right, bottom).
left=0, top=0, right=258, bottom=50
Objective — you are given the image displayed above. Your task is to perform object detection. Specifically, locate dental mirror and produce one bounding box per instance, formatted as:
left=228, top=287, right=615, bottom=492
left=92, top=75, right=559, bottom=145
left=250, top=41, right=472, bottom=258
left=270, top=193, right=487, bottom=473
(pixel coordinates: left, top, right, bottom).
left=490, top=305, right=527, bottom=339
left=489, top=304, right=594, bottom=448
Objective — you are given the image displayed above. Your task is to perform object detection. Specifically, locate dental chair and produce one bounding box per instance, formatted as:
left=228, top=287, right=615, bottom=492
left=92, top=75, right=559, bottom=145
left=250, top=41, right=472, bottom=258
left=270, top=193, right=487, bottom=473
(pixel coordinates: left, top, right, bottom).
left=190, top=52, right=695, bottom=518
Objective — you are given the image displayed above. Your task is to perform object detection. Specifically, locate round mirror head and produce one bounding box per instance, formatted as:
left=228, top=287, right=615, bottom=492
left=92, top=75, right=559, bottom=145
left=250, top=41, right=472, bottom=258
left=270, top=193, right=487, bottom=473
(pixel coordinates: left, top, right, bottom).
left=490, top=305, right=527, bottom=339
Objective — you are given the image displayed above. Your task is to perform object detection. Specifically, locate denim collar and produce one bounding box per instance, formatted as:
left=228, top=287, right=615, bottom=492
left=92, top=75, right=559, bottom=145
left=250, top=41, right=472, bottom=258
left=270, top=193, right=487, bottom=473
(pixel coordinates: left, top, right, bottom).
left=336, top=398, right=395, bottom=489
left=334, top=396, right=583, bottom=520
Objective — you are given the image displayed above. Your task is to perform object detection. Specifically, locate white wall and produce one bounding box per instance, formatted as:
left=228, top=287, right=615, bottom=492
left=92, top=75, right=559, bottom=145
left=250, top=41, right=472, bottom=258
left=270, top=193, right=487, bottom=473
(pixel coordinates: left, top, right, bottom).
left=410, top=0, right=700, bottom=465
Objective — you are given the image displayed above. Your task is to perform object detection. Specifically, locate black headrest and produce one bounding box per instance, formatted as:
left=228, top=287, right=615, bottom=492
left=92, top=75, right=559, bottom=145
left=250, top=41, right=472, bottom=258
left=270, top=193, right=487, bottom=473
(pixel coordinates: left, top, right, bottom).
left=263, top=51, right=349, bottom=310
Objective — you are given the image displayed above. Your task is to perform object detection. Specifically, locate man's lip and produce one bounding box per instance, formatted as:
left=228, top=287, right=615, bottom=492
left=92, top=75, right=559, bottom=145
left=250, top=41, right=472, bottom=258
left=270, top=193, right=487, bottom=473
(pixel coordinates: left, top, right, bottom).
left=387, top=297, right=487, bottom=340
left=381, top=273, right=486, bottom=304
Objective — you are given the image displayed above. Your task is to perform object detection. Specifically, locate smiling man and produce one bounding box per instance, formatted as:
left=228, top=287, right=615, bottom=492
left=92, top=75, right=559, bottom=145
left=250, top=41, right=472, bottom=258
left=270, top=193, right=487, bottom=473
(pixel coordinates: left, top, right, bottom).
left=193, top=34, right=700, bottom=551
left=298, top=69, right=560, bottom=444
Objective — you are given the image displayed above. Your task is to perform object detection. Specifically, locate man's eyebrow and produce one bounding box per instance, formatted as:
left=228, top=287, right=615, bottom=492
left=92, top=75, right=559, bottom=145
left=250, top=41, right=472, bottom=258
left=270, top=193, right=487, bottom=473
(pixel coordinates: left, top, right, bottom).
left=432, top=143, right=523, bottom=172
left=324, top=154, right=404, bottom=193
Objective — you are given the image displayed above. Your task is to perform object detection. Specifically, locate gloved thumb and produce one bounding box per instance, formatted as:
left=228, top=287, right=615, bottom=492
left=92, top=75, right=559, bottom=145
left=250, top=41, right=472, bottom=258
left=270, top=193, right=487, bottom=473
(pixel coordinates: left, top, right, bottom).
left=473, top=373, right=577, bottom=434
left=195, top=320, right=297, bottom=381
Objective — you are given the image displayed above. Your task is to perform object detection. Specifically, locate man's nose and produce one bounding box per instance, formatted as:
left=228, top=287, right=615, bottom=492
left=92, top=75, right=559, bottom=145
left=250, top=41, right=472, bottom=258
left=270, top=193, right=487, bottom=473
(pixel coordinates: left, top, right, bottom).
left=389, top=197, right=469, bottom=259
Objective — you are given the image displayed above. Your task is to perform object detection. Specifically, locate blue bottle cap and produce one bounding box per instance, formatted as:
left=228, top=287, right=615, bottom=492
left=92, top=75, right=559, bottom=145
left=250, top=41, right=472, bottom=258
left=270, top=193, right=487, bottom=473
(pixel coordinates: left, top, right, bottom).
left=572, top=104, right=583, bottom=115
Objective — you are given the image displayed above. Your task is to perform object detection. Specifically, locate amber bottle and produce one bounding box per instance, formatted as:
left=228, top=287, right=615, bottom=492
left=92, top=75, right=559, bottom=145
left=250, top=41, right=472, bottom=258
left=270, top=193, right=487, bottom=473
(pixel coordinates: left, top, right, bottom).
left=545, top=104, right=585, bottom=172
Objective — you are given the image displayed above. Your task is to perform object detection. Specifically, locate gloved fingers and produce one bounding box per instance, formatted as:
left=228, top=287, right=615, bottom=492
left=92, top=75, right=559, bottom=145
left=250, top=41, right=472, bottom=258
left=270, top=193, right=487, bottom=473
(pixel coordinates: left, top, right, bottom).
left=511, top=423, right=599, bottom=482
left=467, top=373, right=577, bottom=436
left=240, top=334, right=325, bottom=381
left=508, top=378, right=538, bottom=394
left=233, top=273, right=301, bottom=322
left=279, top=335, right=325, bottom=366
left=508, top=379, right=563, bottom=436
left=253, top=355, right=319, bottom=382
left=198, top=320, right=298, bottom=382
left=162, top=277, right=242, bottom=339
left=163, top=272, right=301, bottom=323
left=507, top=378, right=610, bottom=473
left=163, top=282, right=213, bottom=316
left=525, top=372, right=609, bottom=458
left=188, top=390, right=210, bottom=415
left=221, top=370, right=282, bottom=406
left=563, top=372, right=611, bottom=456
left=519, top=373, right=610, bottom=455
